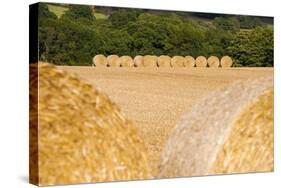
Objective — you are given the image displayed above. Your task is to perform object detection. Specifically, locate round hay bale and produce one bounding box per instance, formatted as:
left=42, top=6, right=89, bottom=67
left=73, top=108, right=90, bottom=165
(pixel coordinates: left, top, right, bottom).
left=184, top=56, right=195, bottom=68
left=207, top=56, right=220, bottom=68
left=171, top=56, right=185, bottom=67
left=30, top=63, right=152, bottom=185
left=195, top=56, right=207, bottom=67
left=221, top=56, right=233, bottom=68
left=157, top=55, right=171, bottom=67
left=134, top=55, right=144, bottom=67
left=107, top=55, right=120, bottom=67
left=93, top=54, right=107, bottom=67
left=143, top=55, right=158, bottom=67
left=159, top=76, right=273, bottom=178
left=119, top=56, right=134, bottom=67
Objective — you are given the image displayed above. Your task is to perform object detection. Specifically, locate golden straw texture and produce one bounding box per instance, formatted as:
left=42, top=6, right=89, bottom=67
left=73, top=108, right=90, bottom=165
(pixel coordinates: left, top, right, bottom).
left=134, top=55, right=144, bottom=67
left=210, top=88, right=273, bottom=174
left=195, top=56, right=207, bottom=67
left=107, top=55, right=120, bottom=67
left=221, top=56, right=233, bottom=68
left=29, top=64, right=39, bottom=184
left=207, top=56, right=220, bottom=68
left=159, top=76, right=273, bottom=178
left=93, top=54, right=107, bottom=67
left=31, top=63, right=151, bottom=186
left=184, top=56, right=195, bottom=68
left=171, top=56, right=185, bottom=67
left=143, top=55, right=158, bottom=67
left=157, top=55, right=171, bottom=67
left=119, top=56, right=134, bottom=67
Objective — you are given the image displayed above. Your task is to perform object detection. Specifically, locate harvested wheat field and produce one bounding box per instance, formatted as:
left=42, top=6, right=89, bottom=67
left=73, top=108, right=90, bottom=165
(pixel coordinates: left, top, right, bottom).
left=58, top=66, right=273, bottom=176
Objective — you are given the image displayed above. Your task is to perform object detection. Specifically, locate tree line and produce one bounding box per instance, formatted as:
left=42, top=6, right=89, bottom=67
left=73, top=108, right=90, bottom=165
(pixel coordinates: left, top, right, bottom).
left=38, top=3, right=273, bottom=67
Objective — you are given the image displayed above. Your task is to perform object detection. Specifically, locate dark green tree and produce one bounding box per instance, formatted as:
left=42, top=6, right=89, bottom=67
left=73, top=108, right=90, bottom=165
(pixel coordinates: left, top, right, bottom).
left=238, top=16, right=263, bottom=29
left=63, top=5, right=95, bottom=22
left=109, top=9, right=142, bottom=28
left=203, top=28, right=234, bottom=57
left=125, top=13, right=205, bottom=56
left=97, top=28, right=133, bottom=56
left=39, top=19, right=101, bottom=65
left=38, top=3, right=57, bottom=21
left=228, top=26, right=273, bottom=67
left=214, top=16, right=240, bottom=31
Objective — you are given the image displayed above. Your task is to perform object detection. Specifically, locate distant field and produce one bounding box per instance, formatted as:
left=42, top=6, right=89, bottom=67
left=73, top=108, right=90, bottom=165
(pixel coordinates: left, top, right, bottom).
left=47, top=4, right=68, bottom=18
left=93, top=12, right=109, bottom=19
left=47, top=4, right=108, bottom=19
left=58, top=67, right=273, bottom=175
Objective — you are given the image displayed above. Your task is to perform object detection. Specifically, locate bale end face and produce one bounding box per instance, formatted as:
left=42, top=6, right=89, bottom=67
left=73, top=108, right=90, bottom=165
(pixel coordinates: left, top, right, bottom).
left=171, top=56, right=185, bottom=67
left=221, top=56, right=233, bottom=68
left=207, top=56, right=220, bottom=68
left=184, top=56, right=195, bottom=68
left=210, top=88, right=273, bottom=174
left=195, top=56, right=207, bottom=67
left=134, top=55, right=144, bottom=67
left=143, top=55, right=158, bottom=67
left=119, top=56, right=134, bottom=67
left=157, top=55, right=171, bottom=67
left=93, top=54, right=108, bottom=67
left=107, top=55, right=120, bottom=67
left=159, top=77, right=273, bottom=178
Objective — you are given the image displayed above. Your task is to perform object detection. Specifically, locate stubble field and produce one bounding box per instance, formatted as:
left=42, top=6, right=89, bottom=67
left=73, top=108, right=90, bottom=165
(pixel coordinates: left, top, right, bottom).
left=58, top=66, right=273, bottom=176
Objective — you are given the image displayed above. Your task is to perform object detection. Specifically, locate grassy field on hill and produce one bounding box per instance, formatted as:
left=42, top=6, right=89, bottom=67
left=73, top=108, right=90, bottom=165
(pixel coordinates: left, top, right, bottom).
left=47, top=4, right=68, bottom=18
left=47, top=4, right=109, bottom=19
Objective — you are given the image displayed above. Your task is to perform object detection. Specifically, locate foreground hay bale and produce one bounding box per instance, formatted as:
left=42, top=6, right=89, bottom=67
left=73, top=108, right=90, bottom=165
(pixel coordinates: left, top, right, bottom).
left=184, top=56, right=195, bottom=68
left=159, top=76, right=273, bottom=178
left=157, top=55, right=171, bottom=67
left=221, top=56, right=233, bottom=68
left=134, top=55, right=144, bottom=67
left=171, top=56, right=185, bottom=67
left=143, top=55, right=158, bottom=67
left=107, top=55, right=120, bottom=67
left=93, top=54, right=107, bottom=67
left=195, top=56, right=207, bottom=67
left=207, top=56, right=220, bottom=68
left=119, top=56, right=134, bottom=67
left=30, top=63, right=151, bottom=185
